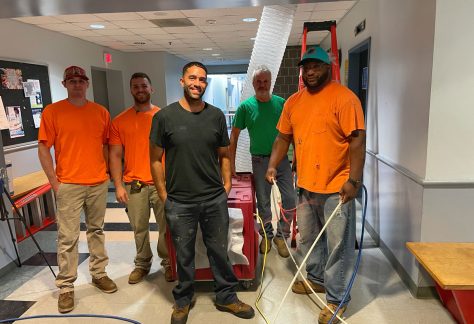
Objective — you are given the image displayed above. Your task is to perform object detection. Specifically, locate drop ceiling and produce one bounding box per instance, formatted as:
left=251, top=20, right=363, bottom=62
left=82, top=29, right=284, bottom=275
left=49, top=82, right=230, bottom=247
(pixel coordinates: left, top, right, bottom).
left=12, top=1, right=357, bottom=64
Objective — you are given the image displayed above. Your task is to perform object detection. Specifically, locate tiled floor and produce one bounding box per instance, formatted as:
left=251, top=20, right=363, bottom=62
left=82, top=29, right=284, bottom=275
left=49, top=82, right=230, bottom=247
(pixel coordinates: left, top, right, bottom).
left=0, top=202, right=455, bottom=324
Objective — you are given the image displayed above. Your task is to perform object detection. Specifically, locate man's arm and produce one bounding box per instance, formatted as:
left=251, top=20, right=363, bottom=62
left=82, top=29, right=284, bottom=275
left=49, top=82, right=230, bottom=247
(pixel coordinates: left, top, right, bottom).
left=103, top=144, right=109, bottom=175
left=150, top=143, right=167, bottom=202
left=265, top=132, right=293, bottom=184
left=218, top=146, right=232, bottom=194
left=229, top=127, right=241, bottom=176
left=109, top=144, right=128, bottom=204
left=339, top=130, right=366, bottom=204
left=38, top=142, right=60, bottom=193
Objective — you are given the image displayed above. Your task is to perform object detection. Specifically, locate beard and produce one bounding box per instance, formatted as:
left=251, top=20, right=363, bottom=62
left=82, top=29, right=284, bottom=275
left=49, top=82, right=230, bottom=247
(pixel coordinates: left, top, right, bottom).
left=303, top=69, right=330, bottom=92
left=132, top=92, right=151, bottom=104
left=183, top=85, right=205, bottom=101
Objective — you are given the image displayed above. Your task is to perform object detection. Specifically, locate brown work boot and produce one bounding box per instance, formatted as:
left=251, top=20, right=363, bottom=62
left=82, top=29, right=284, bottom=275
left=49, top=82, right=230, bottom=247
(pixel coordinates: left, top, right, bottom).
left=292, top=280, right=325, bottom=294
left=58, top=291, right=74, bottom=313
left=259, top=237, right=271, bottom=254
left=128, top=268, right=149, bottom=284
left=171, top=303, right=191, bottom=324
left=273, top=237, right=290, bottom=258
left=92, top=275, right=118, bottom=293
left=161, top=259, right=175, bottom=282
left=318, top=303, right=347, bottom=324
left=215, top=299, right=255, bottom=319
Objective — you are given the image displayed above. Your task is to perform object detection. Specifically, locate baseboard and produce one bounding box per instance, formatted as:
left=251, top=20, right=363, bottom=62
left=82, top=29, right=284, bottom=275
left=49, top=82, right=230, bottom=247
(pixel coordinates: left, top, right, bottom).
left=364, top=221, right=437, bottom=299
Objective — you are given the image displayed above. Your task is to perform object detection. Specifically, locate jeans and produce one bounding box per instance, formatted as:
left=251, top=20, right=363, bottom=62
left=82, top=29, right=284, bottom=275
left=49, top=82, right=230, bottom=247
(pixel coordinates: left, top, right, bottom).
left=251, top=155, right=296, bottom=239
left=164, top=192, right=238, bottom=307
left=297, top=189, right=356, bottom=305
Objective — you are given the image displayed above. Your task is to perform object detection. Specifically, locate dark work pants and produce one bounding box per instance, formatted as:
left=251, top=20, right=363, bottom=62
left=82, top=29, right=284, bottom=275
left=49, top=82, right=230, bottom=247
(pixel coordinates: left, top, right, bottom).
left=165, top=192, right=239, bottom=307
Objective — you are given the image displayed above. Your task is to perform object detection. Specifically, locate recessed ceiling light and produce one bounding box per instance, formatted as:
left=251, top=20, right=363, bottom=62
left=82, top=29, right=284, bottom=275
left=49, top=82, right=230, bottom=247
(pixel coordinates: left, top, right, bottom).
left=242, top=17, right=257, bottom=22
left=133, top=41, right=146, bottom=45
left=211, top=53, right=220, bottom=56
left=202, top=48, right=213, bottom=51
left=206, top=19, right=217, bottom=25
left=89, top=24, right=105, bottom=29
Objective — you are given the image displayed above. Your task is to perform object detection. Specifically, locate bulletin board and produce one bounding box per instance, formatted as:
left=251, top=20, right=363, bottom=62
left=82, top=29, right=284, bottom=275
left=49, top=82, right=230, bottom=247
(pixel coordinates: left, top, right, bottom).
left=0, top=59, right=52, bottom=147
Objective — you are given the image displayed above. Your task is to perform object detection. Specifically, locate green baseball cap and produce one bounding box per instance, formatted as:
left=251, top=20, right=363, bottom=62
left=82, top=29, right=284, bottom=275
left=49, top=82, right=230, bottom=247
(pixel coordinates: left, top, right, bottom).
left=298, top=46, right=331, bottom=66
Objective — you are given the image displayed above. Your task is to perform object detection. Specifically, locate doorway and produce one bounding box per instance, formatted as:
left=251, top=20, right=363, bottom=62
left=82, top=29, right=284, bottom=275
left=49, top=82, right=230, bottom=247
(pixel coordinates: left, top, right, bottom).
left=348, top=38, right=371, bottom=117
left=91, top=67, right=125, bottom=119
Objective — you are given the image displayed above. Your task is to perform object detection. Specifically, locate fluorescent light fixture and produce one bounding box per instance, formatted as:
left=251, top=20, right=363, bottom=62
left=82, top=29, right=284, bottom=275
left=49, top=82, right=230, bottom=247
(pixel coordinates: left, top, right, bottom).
left=211, top=53, right=220, bottom=56
left=250, top=37, right=256, bottom=41
left=202, top=48, right=213, bottom=51
left=89, top=24, right=105, bottom=29
left=242, top=17, right=257, bottom=22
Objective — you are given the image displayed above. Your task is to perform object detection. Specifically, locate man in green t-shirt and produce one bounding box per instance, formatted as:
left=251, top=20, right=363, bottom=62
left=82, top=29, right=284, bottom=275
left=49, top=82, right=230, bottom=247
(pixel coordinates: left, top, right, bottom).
left=229, top=65, right=296, bottom=258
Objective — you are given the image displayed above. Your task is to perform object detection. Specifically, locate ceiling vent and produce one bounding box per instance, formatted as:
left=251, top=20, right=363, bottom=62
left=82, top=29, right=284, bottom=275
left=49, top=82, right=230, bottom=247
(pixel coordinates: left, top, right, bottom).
left=149, top=18, right=195, bottom=28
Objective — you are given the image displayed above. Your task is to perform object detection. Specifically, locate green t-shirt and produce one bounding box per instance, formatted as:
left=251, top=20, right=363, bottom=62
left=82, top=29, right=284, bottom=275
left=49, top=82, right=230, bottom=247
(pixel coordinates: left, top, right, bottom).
left=232, top=95, right=285, bottom=155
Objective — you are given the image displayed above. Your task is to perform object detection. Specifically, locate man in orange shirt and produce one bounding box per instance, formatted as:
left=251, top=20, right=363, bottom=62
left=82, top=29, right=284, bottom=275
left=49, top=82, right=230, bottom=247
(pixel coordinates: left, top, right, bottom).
left=109, top=72, right=172, bottom=284
left=266, top=47, right=366, bottom=324
left=38, top=66, right=117, bottom=314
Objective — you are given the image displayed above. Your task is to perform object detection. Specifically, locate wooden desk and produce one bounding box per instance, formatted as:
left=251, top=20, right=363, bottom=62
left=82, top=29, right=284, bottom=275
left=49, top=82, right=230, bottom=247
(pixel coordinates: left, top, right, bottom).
left=407, top=242, right=474, bottom=324
left=12, top=170, right=49, bottom=199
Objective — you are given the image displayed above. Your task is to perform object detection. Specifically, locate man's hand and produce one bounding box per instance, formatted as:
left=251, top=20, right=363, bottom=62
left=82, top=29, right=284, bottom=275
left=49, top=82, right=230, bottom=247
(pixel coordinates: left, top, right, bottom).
left=231, top=164, right=237, bottom=177
left=339, top=181, right=359, bottom=204
left=115, top=185, right=129, bottom=204
left=158, top=191, right=167, bottom=203
left=265, top=167, right=277, bottom=184
left=51, top=179, right=60, bottom=194
left=224, top=183, right=232, bottom=195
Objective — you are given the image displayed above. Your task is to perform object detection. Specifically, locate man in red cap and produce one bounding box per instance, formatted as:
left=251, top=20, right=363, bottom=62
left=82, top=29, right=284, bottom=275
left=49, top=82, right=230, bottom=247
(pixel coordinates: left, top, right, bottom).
left=266, top=47, right=366, bottom=323
left=38, top=65, right=117, bottom=314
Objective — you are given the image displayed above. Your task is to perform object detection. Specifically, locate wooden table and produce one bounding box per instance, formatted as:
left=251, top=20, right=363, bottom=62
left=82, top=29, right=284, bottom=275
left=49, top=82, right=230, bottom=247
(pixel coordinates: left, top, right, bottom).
left=407, top=242, right=474, bottom=324
left=12, top=170, right=49, bottom=200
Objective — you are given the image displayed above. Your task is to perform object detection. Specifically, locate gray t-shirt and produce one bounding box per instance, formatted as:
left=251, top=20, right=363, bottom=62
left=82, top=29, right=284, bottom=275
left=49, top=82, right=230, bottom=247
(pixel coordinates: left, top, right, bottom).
left=150, top=101, right=229, bottom=203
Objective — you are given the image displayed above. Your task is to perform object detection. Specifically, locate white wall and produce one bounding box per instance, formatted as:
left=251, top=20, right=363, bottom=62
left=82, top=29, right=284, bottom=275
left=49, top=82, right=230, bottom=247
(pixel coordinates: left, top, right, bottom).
left=426, top=0, right=474, bottom=181
left=164, top=53, right=187, bottom=106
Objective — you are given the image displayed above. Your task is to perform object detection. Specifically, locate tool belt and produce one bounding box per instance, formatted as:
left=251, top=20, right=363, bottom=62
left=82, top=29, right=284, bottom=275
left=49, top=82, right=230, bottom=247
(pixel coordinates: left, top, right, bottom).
left=125, top=180, right=146, bottom=194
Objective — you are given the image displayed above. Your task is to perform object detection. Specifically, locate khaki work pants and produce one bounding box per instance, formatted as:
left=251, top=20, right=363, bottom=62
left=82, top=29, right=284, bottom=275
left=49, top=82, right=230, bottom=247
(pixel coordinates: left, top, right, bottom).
left=125, top=184, right=168, bottom=270
left=55, top=181, right=109, bottom=293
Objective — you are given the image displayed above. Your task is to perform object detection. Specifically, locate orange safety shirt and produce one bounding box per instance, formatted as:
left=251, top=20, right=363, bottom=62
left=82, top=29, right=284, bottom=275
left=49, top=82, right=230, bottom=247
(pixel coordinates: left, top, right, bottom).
left=277, top=81, right=365, bottom=193
left=38, top=99, right=110, bottom=185
left=109, top=106, right=160, bottom=184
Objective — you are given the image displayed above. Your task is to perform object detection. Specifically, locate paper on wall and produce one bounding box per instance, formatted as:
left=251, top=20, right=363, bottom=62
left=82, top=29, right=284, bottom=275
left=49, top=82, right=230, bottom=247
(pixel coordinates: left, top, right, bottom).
left=0, top=96, right=9, bottom=130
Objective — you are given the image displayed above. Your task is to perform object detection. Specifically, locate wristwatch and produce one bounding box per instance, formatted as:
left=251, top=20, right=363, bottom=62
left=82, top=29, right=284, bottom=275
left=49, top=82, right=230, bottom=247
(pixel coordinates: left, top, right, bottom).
left=347, top=178, right=361, bottom=188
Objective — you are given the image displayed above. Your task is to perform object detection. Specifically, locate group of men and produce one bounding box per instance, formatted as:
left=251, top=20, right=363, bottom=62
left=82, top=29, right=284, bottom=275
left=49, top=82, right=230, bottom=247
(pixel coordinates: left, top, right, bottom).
left=38, top=45, right=365, bottom=324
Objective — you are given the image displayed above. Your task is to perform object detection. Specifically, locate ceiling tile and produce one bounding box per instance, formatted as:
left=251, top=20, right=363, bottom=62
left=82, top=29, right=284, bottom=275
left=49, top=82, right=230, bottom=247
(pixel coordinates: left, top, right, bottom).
left=56, top=14, right=104, bottom=23
left=111, top=35, right=148, bottom=42
left=314, top=1, right=356, bottom=11
left=162, top=26, right=201, bottom=34
left=14, top=16, right=64, bottom=24
left=72, top=21, right=120, bottom=29
left=112, top=20, right=157, bottom=28
left=143, top=33, right=176, bottom=41
left=94, top=28, right=135, bottom=36
left=167, top=33, right=204, bottom=40
left=181, top=9, right=229, bottom=18
left=39, top=23, right=84, bottom=31
left=137, top=11, right=186, bottom=19
left=62, top=30, right=101, bottom=37
left=310, top=10, right=347, bottom=21
left=94, top=12, right=143, bottom=21
left=128, top=27, right=167, bottom=35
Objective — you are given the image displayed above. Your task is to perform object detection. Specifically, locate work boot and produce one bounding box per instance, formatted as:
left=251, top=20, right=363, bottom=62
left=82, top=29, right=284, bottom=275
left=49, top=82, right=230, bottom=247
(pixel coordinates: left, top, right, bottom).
left=128, top=268, right=149, bottom=284
left=318, top=303, right=347, bottom=324
left=259, top=237, right=271, bottom=254
left=162, top=259, right=175, bottom=282
left=273, top=237, right=290, bottom=258
left=58, top=291, right=74, bottom=313
left=292, top=280, right=325, bottom=294
left=171, top=303, right=191, bottom=324
left=215, top=299, right=255, bottom=319
left=92, top=275, right=118, bottom=293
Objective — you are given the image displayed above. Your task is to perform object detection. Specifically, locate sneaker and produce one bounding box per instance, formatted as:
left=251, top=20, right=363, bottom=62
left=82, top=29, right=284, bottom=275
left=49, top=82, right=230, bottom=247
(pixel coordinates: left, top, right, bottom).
left=58, top=291, right=74, bottom=313
left=171, top=303, right=190, bottom=324
left=215, top=299, right=255, bottom=319
left=163, top=263, right=174, bottom=282
left=318, top=303, right=347, bottom=324
left=92, top=275, right=118, bottom=293
left=292, top=280, right=325, bottom=294
left=259, top=237, right=271, bottom=254
left=273, top=237, right=290, bottom=258
left=128, top=268, right=149, bottom=284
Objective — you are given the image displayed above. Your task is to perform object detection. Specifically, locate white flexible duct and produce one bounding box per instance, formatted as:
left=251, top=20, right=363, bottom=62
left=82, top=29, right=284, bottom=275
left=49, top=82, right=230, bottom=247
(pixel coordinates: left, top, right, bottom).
left=234, top=5, right=295, bottom=173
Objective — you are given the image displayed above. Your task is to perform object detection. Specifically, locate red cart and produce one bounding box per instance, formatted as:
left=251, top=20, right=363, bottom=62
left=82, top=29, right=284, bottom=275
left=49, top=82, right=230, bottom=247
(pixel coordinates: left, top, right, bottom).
left=165, top=173, right=258, bottom=287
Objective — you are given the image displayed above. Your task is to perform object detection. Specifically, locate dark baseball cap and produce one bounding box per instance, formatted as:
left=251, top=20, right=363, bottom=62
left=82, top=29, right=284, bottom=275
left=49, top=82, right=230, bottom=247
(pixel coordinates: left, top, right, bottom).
left=298, top=46, right=331, bottom=66
left=63, top=65, right=89, bottom=81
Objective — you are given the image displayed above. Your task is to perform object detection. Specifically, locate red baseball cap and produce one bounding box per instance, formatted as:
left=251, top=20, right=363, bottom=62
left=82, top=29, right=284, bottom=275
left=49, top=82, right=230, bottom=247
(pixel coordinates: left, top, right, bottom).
left=63, top=65, right=89, bottom=81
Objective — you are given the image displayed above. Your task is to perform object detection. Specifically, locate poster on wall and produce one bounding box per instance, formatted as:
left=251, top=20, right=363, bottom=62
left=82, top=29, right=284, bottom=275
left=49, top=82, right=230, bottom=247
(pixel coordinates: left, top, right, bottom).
left=32, top=108, right=42, bottom=128
left=28, top=79, right=43, bottom=108
left=0, top=96, right=9, bottom=130
left=22, top=81, right=36, bottom=97
left=6, top=105, right=25, bottom=138
left=0, top=68, right=24, bottom=89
